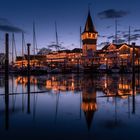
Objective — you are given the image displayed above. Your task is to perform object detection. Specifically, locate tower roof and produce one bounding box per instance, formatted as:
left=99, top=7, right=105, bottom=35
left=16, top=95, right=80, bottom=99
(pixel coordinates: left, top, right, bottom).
left=83, top=10, right=97, bottom=33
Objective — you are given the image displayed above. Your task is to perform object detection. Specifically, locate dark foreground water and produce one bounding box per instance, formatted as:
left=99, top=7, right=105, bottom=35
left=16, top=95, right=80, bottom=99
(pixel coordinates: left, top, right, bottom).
left=0, top=74, right=140, bottom=140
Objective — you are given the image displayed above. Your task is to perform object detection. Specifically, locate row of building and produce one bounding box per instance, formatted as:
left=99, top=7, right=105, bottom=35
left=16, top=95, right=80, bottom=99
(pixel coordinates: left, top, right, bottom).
left=15, top=10, right=140, bottom=71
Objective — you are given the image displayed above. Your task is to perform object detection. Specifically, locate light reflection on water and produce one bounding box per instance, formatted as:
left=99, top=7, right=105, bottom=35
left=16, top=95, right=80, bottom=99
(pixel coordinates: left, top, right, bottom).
left=0, top=74, right=140, bottom=140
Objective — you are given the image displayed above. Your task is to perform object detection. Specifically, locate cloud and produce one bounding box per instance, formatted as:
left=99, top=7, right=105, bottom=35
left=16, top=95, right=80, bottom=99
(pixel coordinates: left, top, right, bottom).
left=107, top=35, right=114, bottom=39
left=0, top=18, right=12, bottom=25
left=130, top=34, right=140, bottom=41
left=106, top=25, right=112, bottom=29
left=123, top=33, right=140, bottom=41
left=133, top=29, right=140, bottom=32
left=98, top=42, right=110, bottom=47
left=116, top=39, right=126, bottom=44
left=0, top=17, right=24, bottom=33
left=98, top=9, right=129, bottom=19
left=123, top=34, right=129, bottom=38
left=0, top=25, right=24, bottom=33
left=98, top=34, right=107, bottom=38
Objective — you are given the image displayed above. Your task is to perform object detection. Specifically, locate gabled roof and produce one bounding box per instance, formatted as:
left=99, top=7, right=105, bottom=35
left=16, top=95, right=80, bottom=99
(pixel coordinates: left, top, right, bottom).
left=101, top=43, right=139, bottom=50
left=83, top=10, right=97, bottom=33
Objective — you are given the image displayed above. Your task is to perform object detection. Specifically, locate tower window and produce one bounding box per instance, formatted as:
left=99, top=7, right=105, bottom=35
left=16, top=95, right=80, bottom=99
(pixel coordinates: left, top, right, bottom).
left=88, top=33, right=91, bottom=37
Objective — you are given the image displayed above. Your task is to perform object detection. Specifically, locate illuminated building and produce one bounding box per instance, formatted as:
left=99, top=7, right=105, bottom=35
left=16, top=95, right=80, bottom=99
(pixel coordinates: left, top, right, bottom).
left=15, top=49, right=82, bottom=69
left=100, top=43, right=140, bottom=68
left=14, top=11, right=140, bottom=71
left=81, top=10, right=98, bottom=67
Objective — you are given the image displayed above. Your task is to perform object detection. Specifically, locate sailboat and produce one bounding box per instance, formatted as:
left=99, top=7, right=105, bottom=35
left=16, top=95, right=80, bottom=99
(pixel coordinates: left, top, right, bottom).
left=9, top=33, right=18, bottom=74
left=30, top=22, right=50, bottom=74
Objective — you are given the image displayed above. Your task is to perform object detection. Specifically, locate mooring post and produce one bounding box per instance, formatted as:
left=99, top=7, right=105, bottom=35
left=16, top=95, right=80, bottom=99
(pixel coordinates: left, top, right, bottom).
left=5, top=33, right=9, bottom=130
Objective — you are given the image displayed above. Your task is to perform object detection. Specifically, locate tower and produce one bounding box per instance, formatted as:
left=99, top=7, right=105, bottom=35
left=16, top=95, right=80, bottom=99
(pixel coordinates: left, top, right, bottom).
left=81, top=10, right=98, bottom=57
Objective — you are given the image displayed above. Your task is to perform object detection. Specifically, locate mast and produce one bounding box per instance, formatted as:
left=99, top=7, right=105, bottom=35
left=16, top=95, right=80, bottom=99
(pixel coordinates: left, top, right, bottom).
left=128, top=26, right=131, bottom=45
left=33, top=22, right=38, bottom=66
left=33, top=22, right=35, bottom=56
left=22, top=32, right=25, bottom=68
left=12, top=33, right=17, bottom=65
left=55, top=22, right=59, bottom=51
left=12, top=33, right=14, bottom=64
left=115, top=19, right=118, bottom=44
left=80, top=26, right=82, bottom=49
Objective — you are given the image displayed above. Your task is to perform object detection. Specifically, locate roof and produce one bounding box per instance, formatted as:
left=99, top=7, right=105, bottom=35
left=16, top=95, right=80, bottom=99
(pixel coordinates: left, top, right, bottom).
left=83, top=10, right=97, bottom=33
left=102, top=43, right=140, bottom=50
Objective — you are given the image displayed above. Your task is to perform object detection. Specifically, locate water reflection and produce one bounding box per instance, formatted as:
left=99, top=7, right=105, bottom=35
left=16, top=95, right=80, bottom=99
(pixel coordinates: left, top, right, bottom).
left=0, top=74, right=140, bottom=139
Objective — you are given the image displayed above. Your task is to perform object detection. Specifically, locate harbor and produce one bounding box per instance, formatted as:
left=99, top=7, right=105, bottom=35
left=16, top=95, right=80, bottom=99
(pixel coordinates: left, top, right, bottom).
left=1, top=0, right=140, bottom=140
left=0, top=10, right=140, bottom=75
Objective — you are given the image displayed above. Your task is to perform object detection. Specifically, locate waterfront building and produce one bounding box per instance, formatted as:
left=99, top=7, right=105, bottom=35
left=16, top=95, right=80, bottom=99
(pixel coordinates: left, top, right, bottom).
left=14, top=10, right=140, bottom=72
left=81, top=10, right=98, bottom=67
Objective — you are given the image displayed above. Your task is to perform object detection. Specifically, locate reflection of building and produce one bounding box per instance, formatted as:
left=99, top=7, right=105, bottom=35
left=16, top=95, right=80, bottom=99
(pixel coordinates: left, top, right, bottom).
left=15, top=75, right=83, bottom=92
left=81, top=76, right=97, bottom=129
left=100, top=75, right=133, bottom=98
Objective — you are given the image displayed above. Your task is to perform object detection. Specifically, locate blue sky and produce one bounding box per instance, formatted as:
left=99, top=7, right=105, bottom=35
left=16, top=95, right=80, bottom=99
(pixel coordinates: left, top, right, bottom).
left=0, top=0, right=140, bottom=55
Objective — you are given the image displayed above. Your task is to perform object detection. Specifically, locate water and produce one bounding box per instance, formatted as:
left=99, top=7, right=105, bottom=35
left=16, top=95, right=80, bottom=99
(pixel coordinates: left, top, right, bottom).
left=0, top=74, right=140, bottom=140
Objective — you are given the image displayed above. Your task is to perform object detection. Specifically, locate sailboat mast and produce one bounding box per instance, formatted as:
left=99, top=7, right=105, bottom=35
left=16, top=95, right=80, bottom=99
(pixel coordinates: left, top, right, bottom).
left=12, top=33, right=17, bottom=64
left=22, top=32, right=27, bottom=67
left=55, top=22, right=59, bottom=50
left=33, top=22, right=36, bottom=56
left=115, top=19, right=118, bottom=44
left=22, top=32, right=24, bottom=58
left=128, top=26, right=131, bottom=45
left=12, top=33, right=14, bottom=64
left=80, top=26, right=82, bottom=49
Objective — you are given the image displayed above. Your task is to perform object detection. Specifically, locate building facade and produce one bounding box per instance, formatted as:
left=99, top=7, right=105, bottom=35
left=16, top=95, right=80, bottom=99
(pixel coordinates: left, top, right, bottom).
left=14, top=11, right=140, bottom=71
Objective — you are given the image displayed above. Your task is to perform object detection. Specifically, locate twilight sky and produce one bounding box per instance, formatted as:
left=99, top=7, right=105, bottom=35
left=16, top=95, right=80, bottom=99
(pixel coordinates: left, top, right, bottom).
left=0, top=0, right=140, bottom=55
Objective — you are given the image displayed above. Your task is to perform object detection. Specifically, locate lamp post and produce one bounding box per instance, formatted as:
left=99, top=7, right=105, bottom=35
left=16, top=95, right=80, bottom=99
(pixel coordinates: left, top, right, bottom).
left=27, top=43, right=31, bottom=114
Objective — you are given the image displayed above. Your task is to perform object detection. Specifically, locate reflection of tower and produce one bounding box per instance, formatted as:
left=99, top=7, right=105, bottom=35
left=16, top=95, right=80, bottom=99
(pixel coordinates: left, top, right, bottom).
left=81, top=77, right=97, bottom=130
left=81, top=10, right=98, bottom=57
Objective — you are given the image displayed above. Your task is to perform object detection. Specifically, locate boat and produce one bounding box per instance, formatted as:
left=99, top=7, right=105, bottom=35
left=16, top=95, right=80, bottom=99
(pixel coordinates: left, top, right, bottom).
left=49, top=68, right=62, bottom=74
left=97, top=64, right=107, bottom=73
left=111, top=66, right=120, bottom=73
